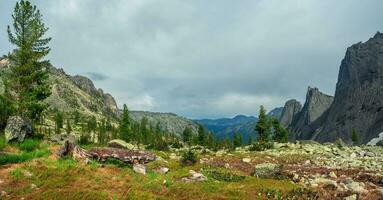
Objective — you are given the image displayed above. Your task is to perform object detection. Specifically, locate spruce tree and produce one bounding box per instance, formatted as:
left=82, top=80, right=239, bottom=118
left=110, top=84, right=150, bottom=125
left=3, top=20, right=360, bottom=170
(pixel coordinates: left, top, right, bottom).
left=65, top=118, right=72, bottom=134
left=182, top=127, right=192, bottom=144
left=233, top=132, right=243, bottom=147
left=54, top=111, right=63, bottom=134
left=271, top=118, right=288, bottom=143
left=255, top=105, right=271, bottom=143
left=197, top=124, right=206, bottom=146
left=248, top=135, right=253, bottom=145
left=6, top=0, right=51, bottom=123
left=119, top=104, right=131, bottom=142
left=351, top=129, right=359, bottom=145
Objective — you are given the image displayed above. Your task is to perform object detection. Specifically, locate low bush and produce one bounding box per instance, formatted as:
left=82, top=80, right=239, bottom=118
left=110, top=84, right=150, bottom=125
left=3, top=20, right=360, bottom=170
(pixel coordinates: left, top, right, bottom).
left=249, top=142, right=273, bottom=151
left=0, top=136, right=6, bottom=151
left=181, top=150, right=197, bottom=166
left=205, top=168, right=246, bottom=182
left=79, top=134, right=91, bottom=145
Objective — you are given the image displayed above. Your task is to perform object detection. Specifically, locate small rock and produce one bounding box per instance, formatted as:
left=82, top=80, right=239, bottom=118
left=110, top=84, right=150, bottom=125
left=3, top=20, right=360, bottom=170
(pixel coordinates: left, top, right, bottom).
left=30, top=183, right=37, bottom=190
left=304, top=160, right=311, bottom=166
left=224, top=163, right=230, bottom=169
left=1, top=191, right=6, bottom=196
left=329, top=171, right=337, bottom=179
left=133, top=164, right=146, bottom=175
left=350, top=153, right=357, bottom=158
left=199, top=158, right=209, bottom=164
left=242, top=158, right=251, bottom=163
left=344, top=194, right=357, bottom=200
left=189, top=170, right=207, bottom=181
left=155, top=167, right=169, bottom=174
left=23, top=170, right=33, bottom=177
left=346, top=181, right=367, bottom=194
left=293, top=174, right=300, bottom=182
left=0, top=180, right=3, bottom=184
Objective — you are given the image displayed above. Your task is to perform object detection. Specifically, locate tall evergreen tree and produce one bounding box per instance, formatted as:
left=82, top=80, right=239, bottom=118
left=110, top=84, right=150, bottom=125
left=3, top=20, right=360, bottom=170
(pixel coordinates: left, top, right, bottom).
left=65, top=118, right=72, bottom=134
left=255, top=105, right=271, bottom=143
left=197, top=124, right=206, bottom=146
left=182, top=127, right=192, bottom=144
left=248, top=134, right=253, bottom=145
left=140, top=117, right=149, bottom=144
left=233, top=132, right=243, bottom=147
left=271, top=118, right=288, bottom=143
left=119, top=104, right=131, bottom=142
left=6, top=0, right=51, bottom=123
left=54, top=111, right=63, bottom=134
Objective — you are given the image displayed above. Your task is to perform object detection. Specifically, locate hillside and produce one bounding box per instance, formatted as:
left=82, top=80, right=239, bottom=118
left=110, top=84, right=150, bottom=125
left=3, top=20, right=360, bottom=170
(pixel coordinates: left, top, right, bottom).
left=130, top=111, right=199, bottom=136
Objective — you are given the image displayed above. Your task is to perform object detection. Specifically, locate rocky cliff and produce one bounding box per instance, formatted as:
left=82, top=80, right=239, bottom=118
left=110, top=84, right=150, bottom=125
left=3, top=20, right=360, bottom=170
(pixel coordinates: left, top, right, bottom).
left=279, top=99, right=302, bottom=127
left=307, top=32, right=383, bottom=144
left=289, top=87, right=333, bottom=139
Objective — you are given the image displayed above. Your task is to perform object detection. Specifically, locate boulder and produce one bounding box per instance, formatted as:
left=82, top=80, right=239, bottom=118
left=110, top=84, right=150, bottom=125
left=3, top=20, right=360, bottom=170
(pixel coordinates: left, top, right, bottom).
left=154, top=167, right=169, bottom=174
left=4, top=116, right=32, bottom=143
left=49, top=134, right=76, bottom=144
left=108, top=139, right=135, bottom=150
left=133, top=164, right=146, bottom=175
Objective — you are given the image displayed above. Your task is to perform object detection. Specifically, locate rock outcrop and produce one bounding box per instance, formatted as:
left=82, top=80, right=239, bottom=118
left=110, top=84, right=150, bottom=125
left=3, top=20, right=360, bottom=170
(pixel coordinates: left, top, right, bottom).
left=306, top=32, right=383, bottom=144
left=289, top=87, right=333, bottom=139
left=279, top=99, right=302, bottom=127
left=4, top=116, right=32, bottom=143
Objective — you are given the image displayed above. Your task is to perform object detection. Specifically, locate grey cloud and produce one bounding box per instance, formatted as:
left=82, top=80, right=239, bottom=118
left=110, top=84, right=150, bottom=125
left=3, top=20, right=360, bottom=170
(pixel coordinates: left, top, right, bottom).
left=86, top=72, right=109, bottom=81
left=1, top=0, right=383, bottom=118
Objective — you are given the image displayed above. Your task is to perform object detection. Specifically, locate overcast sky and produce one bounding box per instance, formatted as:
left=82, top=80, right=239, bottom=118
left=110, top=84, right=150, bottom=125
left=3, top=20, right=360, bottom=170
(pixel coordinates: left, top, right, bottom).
left=1, top=0, right=382, bottom=119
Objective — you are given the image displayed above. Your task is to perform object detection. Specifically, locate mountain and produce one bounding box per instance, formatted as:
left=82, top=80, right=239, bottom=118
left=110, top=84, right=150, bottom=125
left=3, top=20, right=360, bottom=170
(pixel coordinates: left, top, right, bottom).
left=288, top=87, right=334, bottom=140
left=0, top=58, right=200, bottom=137
left=279, top=99, right=302, bottom=127
left=267, top=107, right=284, bottom=119
left=195, top=115, right=257, bottom=141
left=0, top=59, right=120, bottom=123
left=303, top=32, right=383, bottom=144
left=129, top=111, right=199, bottom=136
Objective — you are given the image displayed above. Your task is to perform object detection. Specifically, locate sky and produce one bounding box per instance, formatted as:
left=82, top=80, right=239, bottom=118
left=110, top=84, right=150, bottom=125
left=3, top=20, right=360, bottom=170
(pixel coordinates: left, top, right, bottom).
left=1, top=0, right=383, bottom=119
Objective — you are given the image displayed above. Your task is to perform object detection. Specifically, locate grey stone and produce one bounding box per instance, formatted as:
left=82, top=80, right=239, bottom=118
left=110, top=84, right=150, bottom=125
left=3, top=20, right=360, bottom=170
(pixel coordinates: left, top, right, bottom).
left=133, top=164, right=146, bottom=175
left=108, top=139, right=135, bottom=150
left=4, top=116, right=32, bottom=143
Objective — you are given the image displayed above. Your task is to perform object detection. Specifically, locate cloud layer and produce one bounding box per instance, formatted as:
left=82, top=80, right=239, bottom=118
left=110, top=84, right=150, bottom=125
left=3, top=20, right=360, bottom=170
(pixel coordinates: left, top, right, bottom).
left=1, top=0, right=383, bottom=118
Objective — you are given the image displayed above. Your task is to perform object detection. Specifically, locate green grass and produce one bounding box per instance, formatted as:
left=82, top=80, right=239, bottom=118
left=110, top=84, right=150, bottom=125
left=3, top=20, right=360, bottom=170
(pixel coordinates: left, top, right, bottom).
left=0, top=148, right=50, bottom=165
left=18, top=139, right=40, bottom=152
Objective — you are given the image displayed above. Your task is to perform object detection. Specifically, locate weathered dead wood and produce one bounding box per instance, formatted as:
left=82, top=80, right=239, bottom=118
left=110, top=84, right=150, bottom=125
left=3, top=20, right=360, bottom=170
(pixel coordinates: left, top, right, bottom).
left=57, top=140, right=156, bottom=164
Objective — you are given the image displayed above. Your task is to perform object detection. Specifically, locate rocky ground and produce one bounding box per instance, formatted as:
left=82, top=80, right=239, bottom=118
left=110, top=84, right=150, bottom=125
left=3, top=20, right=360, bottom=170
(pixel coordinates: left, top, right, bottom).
left=1, top=140, right=382, bottom=199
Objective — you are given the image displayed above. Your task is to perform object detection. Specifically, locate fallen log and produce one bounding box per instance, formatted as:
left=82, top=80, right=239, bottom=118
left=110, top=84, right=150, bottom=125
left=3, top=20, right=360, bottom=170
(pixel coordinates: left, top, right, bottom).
left=57, top=140, right=156, bottom=164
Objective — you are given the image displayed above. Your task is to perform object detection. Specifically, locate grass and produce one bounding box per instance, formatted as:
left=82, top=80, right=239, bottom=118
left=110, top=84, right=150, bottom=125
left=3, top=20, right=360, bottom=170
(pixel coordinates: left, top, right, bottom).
left=18, top=139, right=40, bottom=152
left=1, top=143, right=319, bottom=200
left=0, top=147, right=50, bottom=165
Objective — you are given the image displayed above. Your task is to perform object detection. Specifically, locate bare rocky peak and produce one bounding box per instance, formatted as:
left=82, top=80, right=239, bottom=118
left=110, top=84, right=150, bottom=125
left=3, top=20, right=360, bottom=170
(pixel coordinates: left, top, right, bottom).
left=289, top=87, right=333, bottom=140
left=308, top=32, right=383, bottom=144
left=279, top=99, right=302, bottom=127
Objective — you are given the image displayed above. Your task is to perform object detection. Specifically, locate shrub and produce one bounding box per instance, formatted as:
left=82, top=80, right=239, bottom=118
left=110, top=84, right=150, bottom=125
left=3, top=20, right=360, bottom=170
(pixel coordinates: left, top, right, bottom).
left=19, top=139, right=40, bottom=152
left=0, top=136, right=6, bottom=151
left=249, top=142, right=273, bottom=151
left=79, top=134, right=91, bottom=145
left=205, top=168, right=245, bottom=182
left=181, top=150, right=197, bottom=166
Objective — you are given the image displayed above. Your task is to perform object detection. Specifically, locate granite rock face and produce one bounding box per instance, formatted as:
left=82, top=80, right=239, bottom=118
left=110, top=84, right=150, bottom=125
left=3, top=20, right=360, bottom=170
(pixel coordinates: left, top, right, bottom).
left=289, top=87, right=333, bottom=140
left=306, top=32, right=383, bottom=144
left=279, top=99, right=302, bottom=127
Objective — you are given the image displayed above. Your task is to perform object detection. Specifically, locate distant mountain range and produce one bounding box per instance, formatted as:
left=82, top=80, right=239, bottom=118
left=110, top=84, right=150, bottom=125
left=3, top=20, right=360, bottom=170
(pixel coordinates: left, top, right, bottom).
left=195, top=108, right=283, bottom=142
